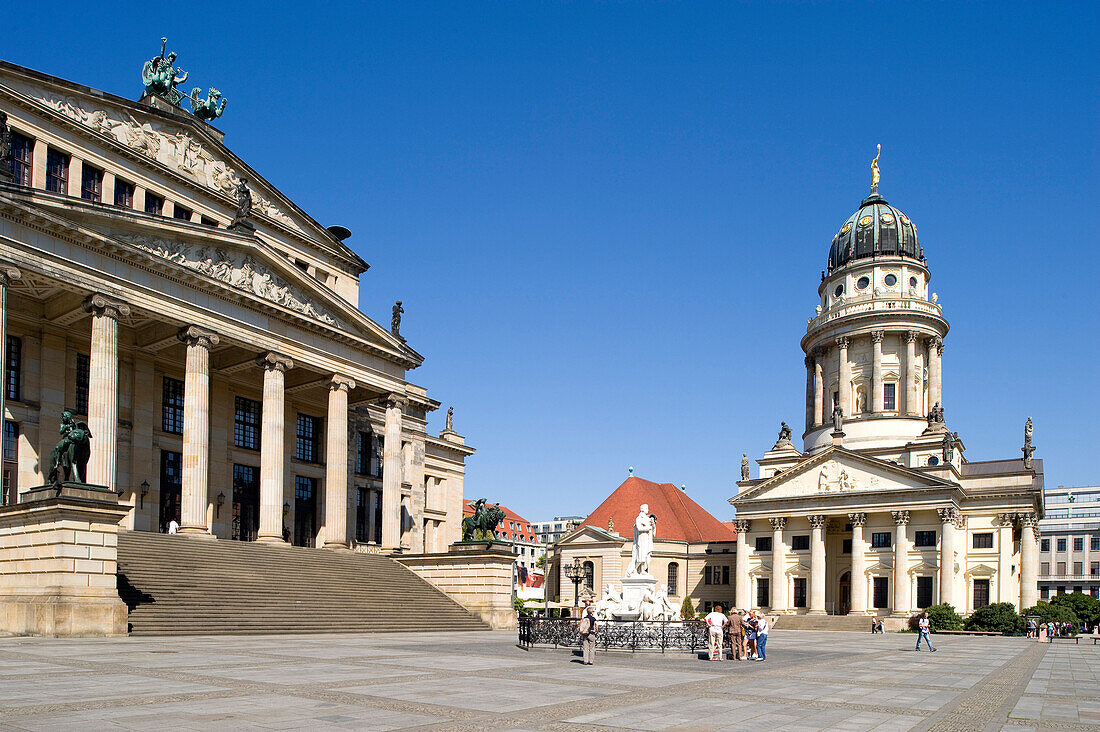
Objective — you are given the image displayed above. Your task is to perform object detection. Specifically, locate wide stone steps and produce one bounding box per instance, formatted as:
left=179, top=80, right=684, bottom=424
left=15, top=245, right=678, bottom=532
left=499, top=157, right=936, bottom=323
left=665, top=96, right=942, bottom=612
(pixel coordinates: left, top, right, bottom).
left=117, top=530, right=490, bottom=635
left=773, top=614, right=877, bottom=631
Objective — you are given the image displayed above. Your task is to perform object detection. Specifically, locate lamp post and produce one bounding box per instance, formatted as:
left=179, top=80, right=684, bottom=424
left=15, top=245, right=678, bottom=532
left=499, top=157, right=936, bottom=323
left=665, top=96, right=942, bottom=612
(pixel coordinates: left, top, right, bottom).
left=564, top=557, right=584, bottom=616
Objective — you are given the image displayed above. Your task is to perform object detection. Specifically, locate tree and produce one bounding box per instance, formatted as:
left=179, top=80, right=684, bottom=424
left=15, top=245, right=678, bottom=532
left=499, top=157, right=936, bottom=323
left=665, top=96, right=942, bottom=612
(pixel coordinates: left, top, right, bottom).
left=681, top=596, right=695, bottom=619
left=1021, top=601, right=1078, bottom=626
left=535, top=554, right=546, bottom=570
left=908, top=603, right=963, bottom=631
left=513, top=596, right=527, bottom=614
left=1050, top=592, right=1100, bottom=629
left=964, top=602, right=1024, bottom=634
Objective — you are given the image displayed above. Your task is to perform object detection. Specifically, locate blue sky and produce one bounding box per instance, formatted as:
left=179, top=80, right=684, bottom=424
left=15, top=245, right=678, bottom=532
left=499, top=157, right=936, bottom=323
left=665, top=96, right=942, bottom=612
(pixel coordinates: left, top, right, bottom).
left=7, top=2, right=1098, bottom=523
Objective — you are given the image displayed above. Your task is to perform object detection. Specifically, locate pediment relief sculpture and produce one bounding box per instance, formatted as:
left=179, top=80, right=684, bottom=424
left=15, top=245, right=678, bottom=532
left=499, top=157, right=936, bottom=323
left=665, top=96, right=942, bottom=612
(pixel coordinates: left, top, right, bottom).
left=115, top=233, right=338, bottom=326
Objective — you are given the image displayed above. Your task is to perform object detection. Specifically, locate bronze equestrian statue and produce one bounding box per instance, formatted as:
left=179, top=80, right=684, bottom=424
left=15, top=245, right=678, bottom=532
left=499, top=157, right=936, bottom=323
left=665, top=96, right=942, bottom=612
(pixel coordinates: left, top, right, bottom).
left=47, top=410, right=92, bottom=485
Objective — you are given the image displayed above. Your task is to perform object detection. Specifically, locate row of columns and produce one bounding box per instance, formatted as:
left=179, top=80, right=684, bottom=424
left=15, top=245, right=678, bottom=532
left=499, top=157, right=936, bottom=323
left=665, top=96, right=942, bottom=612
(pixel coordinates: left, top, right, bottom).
left=806, top=331, right=944, bottom=430
left=734, top=509, right=1038, bottom=615
left=78, top=293, right=406, bottom=551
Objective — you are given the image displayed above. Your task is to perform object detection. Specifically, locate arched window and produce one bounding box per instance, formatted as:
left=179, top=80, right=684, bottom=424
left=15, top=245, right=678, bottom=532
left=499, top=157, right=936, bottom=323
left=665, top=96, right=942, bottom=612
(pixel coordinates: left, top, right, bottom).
left=582, top=561, right=594, bottom=591
left=668, top=562, right=679, bottom=595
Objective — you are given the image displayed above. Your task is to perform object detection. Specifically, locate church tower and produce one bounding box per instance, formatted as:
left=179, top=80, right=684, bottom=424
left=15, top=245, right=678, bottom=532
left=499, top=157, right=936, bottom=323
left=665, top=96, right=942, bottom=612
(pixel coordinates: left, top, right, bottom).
left=801, top=150, right=949, bottom=454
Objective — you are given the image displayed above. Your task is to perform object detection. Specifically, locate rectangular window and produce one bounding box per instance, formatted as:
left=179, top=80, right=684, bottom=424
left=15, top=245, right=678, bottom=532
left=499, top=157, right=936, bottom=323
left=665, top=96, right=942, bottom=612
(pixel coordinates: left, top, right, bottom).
left=973, top=579, right=990, bottom=609
left=1073, top=538, right=1084, bottom=552
left=791, top=535, right=809, bottom=551
left=1058, top=538, right=1067, bottom=552
left=722, top=565, right=730, bottom=585
left=9, top=132, right=32, bottom=186
left=80, top=164, right=103, bottom=201
left=1074, top=562, right=1083, bottom=575
left=917, top=576, right=933, bottom=609
left=231, top=464, right=258, bottom=542
left=871, top=532, right=892, bottom=548
left=1041, top=562, right=1050, bottom=575
left=173, top=204, right=192, bottom=221
left=233, top=396, right=261, bottom=450
left=158, top=450, right=182, bottom=531
left=2, top=421, right=18, bottom=506
left=883, top=383, right=896, bottom=411
left=873, top=577, right=889, bottom=609
left=973, top=533, right=994, bottom=549
left=1092, top=562, right=1099, bottom=577
left=793, top=577, right=807, bottom=608
left=756, top=578, right=770, bottom=607
left=1040, top=585, right=1050, bottom=599
left=114, top=179, right=135, bottom=208
left=755, top=536, right=772, bottom=552
left=842, top=538, right=852, bottom=554
left=293, top=476, right=316, bottom=548
left=373, top=491, right=383, bottom=544
left=355, top=431, right=371, bottom=475
left=295, top=414, right=321, bottom=463
left=704, top=566, right=712, bottom=585
left=200, top=216, right=218, bottom=227
left=373, top=435, right=384, bottom=477
left=74, top=353, right=90, bottom=415
left=45, top=148, right=69, bottom=194
left=1093, top=538, right=1100, bottom=552
left=1058, top=562, right=1066, bottom=575
left=915, top=530, right=937, bottom=548
left=5, top=336, right=21, bottom=401
left=1041, top=538, right=1050, bottom=552
left=161, top=376, right=184, bottom=434
left=145, top=192, right=164, bottom=215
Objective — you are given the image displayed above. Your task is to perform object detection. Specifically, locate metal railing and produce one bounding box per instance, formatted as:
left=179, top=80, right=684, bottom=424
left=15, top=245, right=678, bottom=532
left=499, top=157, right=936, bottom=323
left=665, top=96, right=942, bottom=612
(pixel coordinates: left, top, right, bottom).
left=518, top=617, right=733, bottom=653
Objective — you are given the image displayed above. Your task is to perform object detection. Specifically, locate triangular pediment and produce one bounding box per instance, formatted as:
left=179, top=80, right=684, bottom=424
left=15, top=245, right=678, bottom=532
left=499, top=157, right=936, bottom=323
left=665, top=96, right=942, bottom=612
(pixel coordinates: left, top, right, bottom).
left=965, top=563, right=997, bottom=578
left=558, top=525, right=621, bottom=546
left=735, top=447, right=957, bottom=504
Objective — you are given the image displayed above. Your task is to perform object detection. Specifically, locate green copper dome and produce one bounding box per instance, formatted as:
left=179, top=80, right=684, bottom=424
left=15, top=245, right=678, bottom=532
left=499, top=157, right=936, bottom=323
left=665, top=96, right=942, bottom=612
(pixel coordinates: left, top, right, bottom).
left=828, top=193, right=922, bottom=273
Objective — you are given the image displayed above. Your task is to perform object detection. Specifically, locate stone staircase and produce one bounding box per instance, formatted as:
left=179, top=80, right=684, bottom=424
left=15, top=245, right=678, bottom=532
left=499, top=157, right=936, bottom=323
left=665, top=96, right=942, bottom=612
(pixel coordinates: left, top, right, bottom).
left=117, top=531, right=490, bottom=635
left=773, top=613, right=877, bottom=631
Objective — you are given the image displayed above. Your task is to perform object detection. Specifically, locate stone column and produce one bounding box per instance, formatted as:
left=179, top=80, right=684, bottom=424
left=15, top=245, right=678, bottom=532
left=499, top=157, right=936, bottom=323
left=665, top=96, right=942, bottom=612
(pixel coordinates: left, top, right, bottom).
left=735, top=519, right=751, bottom=610
left=871, top=331, right=884, bottom=413
left=804, top=355, right=815, bottom=433
left=813, top=350, right=824, bottom=427
left=809, top=514, right=827, bottom=614
left=0, top=268, right=20, bottom=497
left=849, top=512, right=868, bottom=614
left=892, top=510, right=910, bottom=614
left=904, top=331, right=919, bottom=415
left=367, top=488, right=379, bottom=544
left=257, top=352, right=293, bottom=543
left=770, top=517, right=787, bottom=612
left=382, top=394, right=405, bottom=551
left=937, top=507, right=957, bottom=606
left=996, top=513, right=1014, bottom=603
left=927, top=336, right=943, bottom=410
left=836, top=337, right=851, bottom=417
left=323, top=375, right=355, bottom=550
left=83, top=295, right=130, bottom=489
left=1020, top=512, right=1039, bottom=610
left=177, top=326, right=219, bottom=536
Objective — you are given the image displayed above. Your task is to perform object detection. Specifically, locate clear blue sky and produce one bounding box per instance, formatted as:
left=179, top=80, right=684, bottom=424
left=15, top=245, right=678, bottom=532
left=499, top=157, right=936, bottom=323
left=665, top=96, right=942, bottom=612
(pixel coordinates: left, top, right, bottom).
left=7, top=2, right=1098, bottom=523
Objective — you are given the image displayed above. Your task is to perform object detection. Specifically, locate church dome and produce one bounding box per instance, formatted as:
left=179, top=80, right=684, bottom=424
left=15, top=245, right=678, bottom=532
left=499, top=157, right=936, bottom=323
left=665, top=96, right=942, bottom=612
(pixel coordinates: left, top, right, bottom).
left=828, top=193, right=922, bottom=273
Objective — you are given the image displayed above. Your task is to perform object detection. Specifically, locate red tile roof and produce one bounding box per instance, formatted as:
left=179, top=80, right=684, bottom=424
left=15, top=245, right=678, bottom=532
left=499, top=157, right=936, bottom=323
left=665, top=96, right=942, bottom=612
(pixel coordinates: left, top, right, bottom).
left=580, top=476, right=736, bottom=543
left=463, top=499, right=541, bottom=544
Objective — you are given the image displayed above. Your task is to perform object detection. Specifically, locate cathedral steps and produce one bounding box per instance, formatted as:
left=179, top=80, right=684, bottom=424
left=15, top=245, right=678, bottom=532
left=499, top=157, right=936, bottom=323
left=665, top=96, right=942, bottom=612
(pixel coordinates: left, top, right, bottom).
left=117, top=530, right=490, bottom=635
left=772, top=613, right=878, bottom=631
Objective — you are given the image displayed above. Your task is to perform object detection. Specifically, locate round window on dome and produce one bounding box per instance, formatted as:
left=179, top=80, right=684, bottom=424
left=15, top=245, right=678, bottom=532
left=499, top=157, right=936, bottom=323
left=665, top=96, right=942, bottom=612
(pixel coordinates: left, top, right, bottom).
left=909, top=276, right=918, bottom=288
left=857, top=276, right=870, bottom=290
left=880, top=213, right=895, bottom=225
left=884, top=274, right=897, bottom=287
left=841, top=222, right=852, bottom=234
left=834, top=284, right=844, bottom=298
left=927, top=456, right=940, bottom=466
left=900, top=215, right=911, bottom=225
left=859, top=216, right=872, bottom=227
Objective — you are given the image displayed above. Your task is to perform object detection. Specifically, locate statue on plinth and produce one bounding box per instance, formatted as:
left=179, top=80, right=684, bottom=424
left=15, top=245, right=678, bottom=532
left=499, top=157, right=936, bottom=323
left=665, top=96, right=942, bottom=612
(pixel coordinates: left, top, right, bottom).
left=189, top=87, right=227, bottom=121
left=1022, top=417, right=1035, bottom=469
left=927, top=402, right=945, bottom=426
left=461, top=498, right=505, bottom=542
left=141, top=37, right=189, bottom=105
left=832, top=403, right=844, bottom=433
left=776, top=421, right=792, bottom=445
left=227, top=178, right=255, bottom=232
left=391, top=300, right=405, bottom=341
left=445, top=406, right=453, bottom=431
left=47, top=411, right=92, bottom=485
left=870, top=144, right=881, bottom=193
left=942, top=432, right=955, bottom=464
left=627, top=504, right=655, bottom=577
left=741, top=453, right=750, bottom=481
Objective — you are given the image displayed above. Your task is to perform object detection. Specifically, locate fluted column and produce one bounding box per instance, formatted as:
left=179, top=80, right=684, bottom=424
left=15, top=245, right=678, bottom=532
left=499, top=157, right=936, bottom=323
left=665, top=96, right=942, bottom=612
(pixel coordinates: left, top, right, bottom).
left=937, top=507, right=957, bottom=607
left=735, top=519, right=751, bottom=610
left=996, top=513, right=1014, bottom=603
left=323, top=375, right=356, bottom=549
left=813, top=349, right=824, bottom=427
left=770, top=517, right=787, bottom=612
left=849, top=512, right=868, bottom=614
left=904, top=331, right=919, bottom=415
left=927, top=336, right=943, bottom=410
left=84, top=294, right=130, bottom=489
left=382, top=394, right=405, bottom=551
left=871, top=331, right=884, bottom=413
left=836, top=337, right=851, bottom=417
left=178, top=326, right=219, bottom=535
left=1020, top=512, right=1038, bottom=609
left=0, top=268, right=21, bottom=500
left=257, top=352, right=293, bottom=543
left=892, top=510, right=910, bottom=614
left=809, top=514, right=827, bottom=614
left=804, top=355, right=815, bottom=434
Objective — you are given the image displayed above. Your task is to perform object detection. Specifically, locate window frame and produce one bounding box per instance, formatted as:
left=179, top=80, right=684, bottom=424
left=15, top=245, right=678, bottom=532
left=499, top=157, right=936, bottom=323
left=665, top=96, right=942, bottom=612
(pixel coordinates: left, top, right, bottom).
left=972, top=532, right=994, bottom=549
left=914, top=530, right=937, bottom=548
left=754, top=536, right=772, bottom=552
left=871, top=532, right=892, bottom=549
left=114, top=178, right=135, bottom=208
left=756, top=577, right=770, bottom=607
left=4, top=336, right=21, bottom=402
left=233, top=396, right=261, bottom=450
left=161, top=376, right=185, bottom=434
left=80, top=163, right=103, bottom=202
left=45, top=147, right=69, bottom=194
left=792, top=577, right=807, bottom=608
left=74, top=353, right=90, bottom=415
left=144, top=191, right=164, bottom=215
left=8, top=132, right=32, bottom=186
left=791, top=534, right=810, bottom=551
left=1073, top=537, right=1084, bottom=552
left=883, top=382, right=896, bottom=411
left=295, top=413, right=322, bottom=463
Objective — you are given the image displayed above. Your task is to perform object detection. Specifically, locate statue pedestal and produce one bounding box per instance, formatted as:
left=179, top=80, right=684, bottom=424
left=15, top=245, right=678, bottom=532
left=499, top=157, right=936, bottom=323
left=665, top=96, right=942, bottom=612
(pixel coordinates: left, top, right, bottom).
left=616, top=575, right=658, bottom=620
left=396, top=543, right=517, bottom=629
left=831, top=429, right=845, bottom=446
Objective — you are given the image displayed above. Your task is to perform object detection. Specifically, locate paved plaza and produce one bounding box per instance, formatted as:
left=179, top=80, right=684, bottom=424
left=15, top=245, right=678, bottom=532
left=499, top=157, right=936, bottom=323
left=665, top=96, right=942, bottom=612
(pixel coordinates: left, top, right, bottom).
left=0, top=630, right=1096, bottom=731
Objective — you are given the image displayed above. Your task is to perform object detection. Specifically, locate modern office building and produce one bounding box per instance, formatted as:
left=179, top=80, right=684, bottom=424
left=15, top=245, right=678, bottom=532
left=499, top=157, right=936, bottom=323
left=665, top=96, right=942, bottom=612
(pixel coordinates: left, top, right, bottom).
left=1038, top=485, right=1100, bottom=600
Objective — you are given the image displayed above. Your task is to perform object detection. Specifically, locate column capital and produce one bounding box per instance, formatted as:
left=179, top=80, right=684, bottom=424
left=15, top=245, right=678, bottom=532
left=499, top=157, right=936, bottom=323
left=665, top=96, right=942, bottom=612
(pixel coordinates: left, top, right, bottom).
left=891, top=510, right=910, bottom=526
left=835, top=336, right=850, bottom=349
left=383, top=392, right=407, bottom=411
left=329, top=374, right=356, bottom=392
left=808, top=514, right=827, bottom=529
left=769, top=517, right=787, bottom=531
left=870, top=330, right=885, bottom=343
left=257, top=351, right=293, bottom=372
left=734, top=519, right=751, bottom=534
left=178, top=325, right=220, bottom=350
left=1016, top=511, right=1038, bottom=528
left=805, top=354, right=815, bottom=368
left=82, top=293, right=130, bottom=320
left=937, top=507, right=958, bottom=524
left=813, top=345, right=828, bottom=359
left=848, top=512, right=867, bottom=527
left=926, top=335, right=943, bottom=353
left=904, top=330, right=917, bottom=344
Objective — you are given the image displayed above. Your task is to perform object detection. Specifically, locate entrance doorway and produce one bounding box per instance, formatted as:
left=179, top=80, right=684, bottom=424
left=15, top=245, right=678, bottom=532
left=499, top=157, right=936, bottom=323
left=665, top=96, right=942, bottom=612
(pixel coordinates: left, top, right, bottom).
left=838, top=571, right=851, bottom=615
left=158, top=450, right=182, bottom=532
left=231, top=464, right=259, bottom=541
left=294, top=476, right=317, bottom=547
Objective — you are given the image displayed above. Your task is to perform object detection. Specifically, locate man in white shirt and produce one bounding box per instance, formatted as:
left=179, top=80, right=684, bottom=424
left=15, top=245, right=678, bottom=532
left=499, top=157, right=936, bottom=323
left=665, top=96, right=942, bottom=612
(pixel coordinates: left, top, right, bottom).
left=916, top=611, right=936, bottom=652
left=704, top=605, right=728, bottom=661
left=755, top=612, right=770, bottom=661
left=167, top=518, right=179, bottom=534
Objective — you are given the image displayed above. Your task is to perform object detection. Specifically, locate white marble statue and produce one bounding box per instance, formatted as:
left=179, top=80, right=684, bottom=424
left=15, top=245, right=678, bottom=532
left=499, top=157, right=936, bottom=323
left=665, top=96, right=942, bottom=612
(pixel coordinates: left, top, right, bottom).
left=593, top=584, right=622, bottom=620
left=628, top=504, right=655, bottom=577
left=818, top=464, right=831, bottom=492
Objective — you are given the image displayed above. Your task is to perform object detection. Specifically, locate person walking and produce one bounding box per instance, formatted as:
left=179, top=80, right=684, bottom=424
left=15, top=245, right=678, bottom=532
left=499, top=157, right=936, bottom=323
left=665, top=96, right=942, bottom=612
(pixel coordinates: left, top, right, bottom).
left=915, top=612, right=936, bottom=652
left=1026, top=618, right=1037, bottom=639
left=704, top=605, right=728, bottom=661
left=755, top=612, right=769, bottom=661
left=745, top=611, right=758, bottom=659
left=729, top=608, right=745, bottom=661
left=578, top=605, right=598, bottom=665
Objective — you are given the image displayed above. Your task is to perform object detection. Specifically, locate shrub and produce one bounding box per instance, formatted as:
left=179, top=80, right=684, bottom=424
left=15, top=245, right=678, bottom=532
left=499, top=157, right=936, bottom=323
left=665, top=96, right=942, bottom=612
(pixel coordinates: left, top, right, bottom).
left=909, top=604, right=963, bottom=632
left=513, top=596, right=526, bottom=614
left=1049, top=592, right=1100, bottom=629
left=681, top=596, right=695, bottom=619
left=965, top=602, right=1024, bottom=634
left=1021, top=601, right=1078, bottom=627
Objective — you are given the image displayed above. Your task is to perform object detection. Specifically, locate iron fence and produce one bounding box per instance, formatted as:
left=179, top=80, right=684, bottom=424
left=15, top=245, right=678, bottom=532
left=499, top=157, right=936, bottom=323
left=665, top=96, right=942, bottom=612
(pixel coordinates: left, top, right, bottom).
left=518, top=617, right=734, bottom=653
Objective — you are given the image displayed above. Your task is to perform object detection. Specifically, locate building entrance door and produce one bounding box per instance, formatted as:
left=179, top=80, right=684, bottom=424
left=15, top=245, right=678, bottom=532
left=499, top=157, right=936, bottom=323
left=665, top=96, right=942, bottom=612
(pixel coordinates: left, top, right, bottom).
left=231, top=464, right=259, bottom=541
left=838, top=572, right=851, bottom=615
left=294, top=476, right=316, bottom=548
left=158, top=450, right=182, bottom=532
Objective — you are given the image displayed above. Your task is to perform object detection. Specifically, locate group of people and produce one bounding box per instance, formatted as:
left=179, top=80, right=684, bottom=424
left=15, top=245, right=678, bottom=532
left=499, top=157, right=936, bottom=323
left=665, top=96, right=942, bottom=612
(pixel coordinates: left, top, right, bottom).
left=703, top=605, right=770, bottom=662
left=1029, top=618, right=1099, bottom=641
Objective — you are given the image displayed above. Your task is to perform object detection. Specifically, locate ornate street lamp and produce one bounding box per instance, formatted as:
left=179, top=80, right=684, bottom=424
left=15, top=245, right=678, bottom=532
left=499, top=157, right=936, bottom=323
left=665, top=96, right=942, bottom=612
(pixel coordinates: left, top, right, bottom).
left=564, top=558, right=584, bottom=615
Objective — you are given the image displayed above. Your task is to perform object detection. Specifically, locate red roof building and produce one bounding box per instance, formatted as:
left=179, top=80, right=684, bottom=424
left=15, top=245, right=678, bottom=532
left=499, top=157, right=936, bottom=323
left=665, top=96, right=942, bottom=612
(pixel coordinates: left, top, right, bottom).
left=580, top=476, right=736, bottom=543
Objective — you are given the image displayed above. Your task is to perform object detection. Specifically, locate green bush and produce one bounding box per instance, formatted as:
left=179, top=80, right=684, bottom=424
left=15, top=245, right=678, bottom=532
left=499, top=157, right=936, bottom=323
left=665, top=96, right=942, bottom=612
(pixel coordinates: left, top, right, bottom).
left=681, top=596, right=695, bottom=619
left=513, top=596, right=526, bottom=614
left=964, top=602, right=1024, bottom=634
left=1050, top=592, right=1100, bottom=628
left=909, top=604, right=963, bottom=631
left=1021, top=601, right=1078, bottom=627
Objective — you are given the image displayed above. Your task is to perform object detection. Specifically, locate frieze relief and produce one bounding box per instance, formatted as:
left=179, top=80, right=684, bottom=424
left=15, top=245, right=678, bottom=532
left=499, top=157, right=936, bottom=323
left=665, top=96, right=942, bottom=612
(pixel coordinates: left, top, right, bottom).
left=14, top=84, right=302, bottom=232
left=114, top=232, right=338, bottom=326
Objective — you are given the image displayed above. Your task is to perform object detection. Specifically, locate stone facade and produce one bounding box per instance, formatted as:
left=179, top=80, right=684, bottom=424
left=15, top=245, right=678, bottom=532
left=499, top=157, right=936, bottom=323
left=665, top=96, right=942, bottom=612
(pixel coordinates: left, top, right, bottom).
left=397, top=544, right=517, bottom=629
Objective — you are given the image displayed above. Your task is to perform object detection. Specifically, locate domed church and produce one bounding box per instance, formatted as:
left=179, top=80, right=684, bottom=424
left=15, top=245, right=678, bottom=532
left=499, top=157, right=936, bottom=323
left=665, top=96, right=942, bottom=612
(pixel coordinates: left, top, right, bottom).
left=730, top=151, right=1042, bottom=628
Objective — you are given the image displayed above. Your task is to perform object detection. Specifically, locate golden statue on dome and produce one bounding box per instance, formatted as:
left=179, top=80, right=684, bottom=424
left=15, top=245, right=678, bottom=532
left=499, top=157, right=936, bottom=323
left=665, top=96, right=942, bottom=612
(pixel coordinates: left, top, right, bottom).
left=870, top=144, right=882, bottom=193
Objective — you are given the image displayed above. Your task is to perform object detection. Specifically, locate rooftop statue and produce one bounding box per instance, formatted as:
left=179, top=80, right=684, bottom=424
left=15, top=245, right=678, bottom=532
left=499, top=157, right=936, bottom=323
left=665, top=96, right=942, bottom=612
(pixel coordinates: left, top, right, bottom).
left=778, top=422, right=792, bottom=443
left=832, top=402, right=844, bottom=433
left=189, top=87, right=227, bottom=121
left=741, top=453, right=750, bottom=481
left=227, top=178, right=255, bottom=232
left=1022, top=417, right=1035, bottom=469
left=927, top=402, right=945, bottom=425
left=47, top=410, right=92, bottom=485
left=391, top=300, right=405, bottom=342
left=141, top=37, right=189, bottom=106
left=445, top=406, right=454, bottom=432
left=870, top=144, right=882, bottom=193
